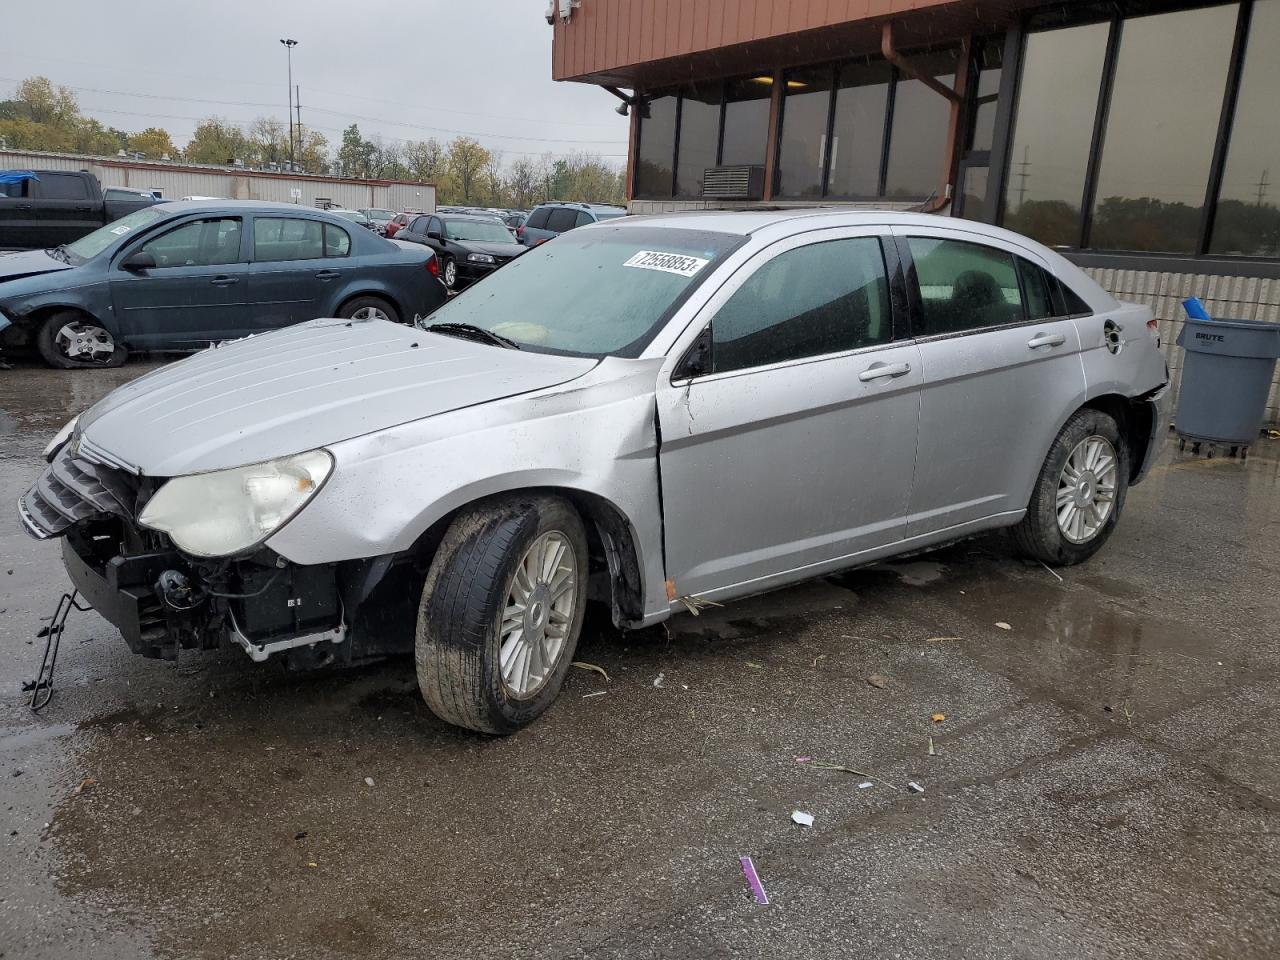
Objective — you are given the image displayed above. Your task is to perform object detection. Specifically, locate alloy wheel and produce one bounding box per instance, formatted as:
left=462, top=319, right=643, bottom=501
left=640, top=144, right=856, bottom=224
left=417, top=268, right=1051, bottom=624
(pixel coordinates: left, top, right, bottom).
left=350, top=305, right=390, bottom=322
left=1057, top=435, right=1119, bottom=544
left=443, top=259, right=458, bottom=288
left=499, top=531, right=577, bottom=698
left=54, top=320, right=116, bottom=363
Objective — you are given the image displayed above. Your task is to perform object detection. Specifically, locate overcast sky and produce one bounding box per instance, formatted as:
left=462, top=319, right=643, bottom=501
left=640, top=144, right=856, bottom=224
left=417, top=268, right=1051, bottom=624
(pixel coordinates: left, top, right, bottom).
left=3, top=0, right=630, bottom=166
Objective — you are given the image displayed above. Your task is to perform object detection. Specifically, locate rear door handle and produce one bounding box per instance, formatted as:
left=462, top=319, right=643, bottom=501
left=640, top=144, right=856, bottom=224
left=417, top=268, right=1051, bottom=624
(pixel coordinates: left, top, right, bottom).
left=210, top=276, right=239, bottom=287
left=1027, top=332, right=1066, bottom=349
left=859, top=361, right=912, bottom=382
left=315, top=269, right=340, bottom=280
left=16, top=203, right=33, bottom=211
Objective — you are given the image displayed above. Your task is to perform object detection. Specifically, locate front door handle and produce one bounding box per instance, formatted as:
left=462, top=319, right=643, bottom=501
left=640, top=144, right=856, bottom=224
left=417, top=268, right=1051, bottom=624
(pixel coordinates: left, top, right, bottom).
left=859, top=361, right=912, bottom=382
left=315, top=269, right=340, bottom=280
left=210, top=276, right=239, bottom=287
left=1027, top=332, right=1066, bottom=349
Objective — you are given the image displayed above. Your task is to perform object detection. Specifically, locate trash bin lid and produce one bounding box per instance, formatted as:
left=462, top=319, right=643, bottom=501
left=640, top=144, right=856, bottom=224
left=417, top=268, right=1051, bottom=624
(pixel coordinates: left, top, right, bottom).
left=1176, top=316, right=1280, bottom=358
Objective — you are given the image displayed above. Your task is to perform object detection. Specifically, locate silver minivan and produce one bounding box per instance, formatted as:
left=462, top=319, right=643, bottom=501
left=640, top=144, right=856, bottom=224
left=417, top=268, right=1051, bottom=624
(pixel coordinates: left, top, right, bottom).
left=21, top=210, right=1171, bottom=733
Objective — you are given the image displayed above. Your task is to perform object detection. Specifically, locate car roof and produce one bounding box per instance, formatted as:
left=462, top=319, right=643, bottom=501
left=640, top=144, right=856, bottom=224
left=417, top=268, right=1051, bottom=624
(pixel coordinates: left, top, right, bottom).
left=153, top=199, right=354, bottom=216
left=440, top=213, right=503, bottom=222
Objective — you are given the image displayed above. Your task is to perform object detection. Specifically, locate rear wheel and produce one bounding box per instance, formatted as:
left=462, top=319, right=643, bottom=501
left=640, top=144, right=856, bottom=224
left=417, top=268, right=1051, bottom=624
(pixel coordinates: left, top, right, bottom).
left=36, top=311, right=126, bottom=369
left=415, top=495, right=587, bottom=734
left=337, top=295, right=399, bottom=324
left=441, top=257, right=458, bottom=289
left=1012, top=408, right=1130, bottom=566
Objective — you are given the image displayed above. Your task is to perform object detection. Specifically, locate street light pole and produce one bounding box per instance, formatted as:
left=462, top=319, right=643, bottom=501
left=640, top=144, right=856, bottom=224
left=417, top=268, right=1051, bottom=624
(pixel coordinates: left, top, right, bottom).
left=280, top=38, right=298, bottom=171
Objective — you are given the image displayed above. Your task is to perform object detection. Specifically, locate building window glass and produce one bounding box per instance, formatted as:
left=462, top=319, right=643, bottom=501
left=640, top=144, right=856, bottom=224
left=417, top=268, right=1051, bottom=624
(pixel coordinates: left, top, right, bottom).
left=968, top=43, right=1002, bottom=155
left=828, top=60, right=892, bottom=198
left=635, top=94, right=677, bottom=199
left=1212, top=0, right=1280, bottom=256
left=675, top=83, right=721, bottom=199
left=777, top=68, right=833, bottom=198
left=1002, top=23, right=1109, bottom=248
left=1089, top=5, right=1238, bottom=253
left=884, top=52, right=957, bottom=199
left=721, top=78, right=772, bottom=168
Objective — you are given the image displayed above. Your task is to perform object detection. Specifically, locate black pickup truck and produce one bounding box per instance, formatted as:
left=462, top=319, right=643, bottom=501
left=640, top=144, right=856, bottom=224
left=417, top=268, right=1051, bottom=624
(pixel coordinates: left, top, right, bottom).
left=0, top=170, right=162, bottom=250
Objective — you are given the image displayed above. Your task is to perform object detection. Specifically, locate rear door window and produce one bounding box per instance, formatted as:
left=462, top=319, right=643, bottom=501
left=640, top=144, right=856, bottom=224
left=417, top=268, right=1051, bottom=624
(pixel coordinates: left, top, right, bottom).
left=1017, top=257, right=1057, bottom=320
left=710, top=237, right=892, bottom=374
left=254, top=218, right=324, bottom=262
left=139, top=217, right=243, bottom=267
left=546, top=208, right=579, bottom=233
left=906, top=237, right=1025, bottom=335
left=39, top=173, right=90, bottom=200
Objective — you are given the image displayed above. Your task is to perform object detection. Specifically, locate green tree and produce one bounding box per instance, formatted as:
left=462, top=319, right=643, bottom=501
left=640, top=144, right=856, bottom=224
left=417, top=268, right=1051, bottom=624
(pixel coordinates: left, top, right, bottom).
left=336, top=123, right=374, bottom=178
left=127, top=126, right=176, bottom=159
left=445, top=137, right=492, bottom=203
left=296, top=126, right=330, bottom=174
left=183, top=117, right=249, bottom=165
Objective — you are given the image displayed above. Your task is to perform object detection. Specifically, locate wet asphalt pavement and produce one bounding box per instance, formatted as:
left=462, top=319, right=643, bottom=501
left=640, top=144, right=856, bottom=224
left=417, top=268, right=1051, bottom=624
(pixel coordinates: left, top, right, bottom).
left=1, top=359, right=1278, bottom=960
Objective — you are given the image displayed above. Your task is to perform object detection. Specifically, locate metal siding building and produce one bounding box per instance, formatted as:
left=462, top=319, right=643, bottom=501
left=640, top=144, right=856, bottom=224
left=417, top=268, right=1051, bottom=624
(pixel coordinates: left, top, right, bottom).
left=552, top=0, right=1280, bottom=424
left=0, top=149, right=436, bottom=212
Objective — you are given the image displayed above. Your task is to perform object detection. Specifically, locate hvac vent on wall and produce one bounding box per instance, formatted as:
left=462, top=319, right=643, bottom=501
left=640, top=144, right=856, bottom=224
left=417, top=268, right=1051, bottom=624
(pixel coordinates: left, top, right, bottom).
left=703, top=165, right=766, bottom=200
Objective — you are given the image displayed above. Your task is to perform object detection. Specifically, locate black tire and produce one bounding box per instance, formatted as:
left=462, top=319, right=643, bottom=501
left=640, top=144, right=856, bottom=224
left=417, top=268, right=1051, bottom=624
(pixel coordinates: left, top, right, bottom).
left=36, top=311, right=126, bottom=369
left=415, top=495, right=588, bottom=734
left=1012, top=408, right=1130, bottom=566
left=441, top=256, right=458, bottom=290
left=337, top=295, right=400, bottom=324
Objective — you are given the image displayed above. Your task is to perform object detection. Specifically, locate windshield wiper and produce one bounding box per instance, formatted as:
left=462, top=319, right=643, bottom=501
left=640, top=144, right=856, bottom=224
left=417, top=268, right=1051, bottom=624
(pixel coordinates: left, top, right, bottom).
left=46, top=245, right=70, bottom=263
left=421, top=322, right=521, bottom=350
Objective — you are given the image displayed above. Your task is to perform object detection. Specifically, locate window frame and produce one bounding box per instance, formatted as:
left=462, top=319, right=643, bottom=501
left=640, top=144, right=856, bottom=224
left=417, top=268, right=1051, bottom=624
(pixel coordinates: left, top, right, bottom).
left=892, top=226, right=1072, bottom=341
left=131, top=215, right=245, bottom=269
left=998, top=1, right=1259, bottom=260
left=250, top=215, right=327, bottom=263
left=670, top=227, right=909, bottom=384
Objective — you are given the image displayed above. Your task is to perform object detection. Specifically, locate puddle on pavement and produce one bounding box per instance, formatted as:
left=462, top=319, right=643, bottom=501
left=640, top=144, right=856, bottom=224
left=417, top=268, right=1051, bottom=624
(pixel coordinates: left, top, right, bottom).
left=0, top=360, right=166, bottom=444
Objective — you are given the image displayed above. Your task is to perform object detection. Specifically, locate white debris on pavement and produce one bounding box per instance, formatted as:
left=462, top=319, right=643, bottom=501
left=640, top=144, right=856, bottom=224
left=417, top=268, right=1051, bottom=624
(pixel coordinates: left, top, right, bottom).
left=791, top=810, right=814, bottom=827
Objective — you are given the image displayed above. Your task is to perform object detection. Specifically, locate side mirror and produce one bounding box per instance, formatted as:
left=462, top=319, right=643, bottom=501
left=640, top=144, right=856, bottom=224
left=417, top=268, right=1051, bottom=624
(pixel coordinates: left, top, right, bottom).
left=426, top=230, right=442, bottom=241
left=675, top=326, right=712, bottom=380
left=121, top=250, right=156, bottom=271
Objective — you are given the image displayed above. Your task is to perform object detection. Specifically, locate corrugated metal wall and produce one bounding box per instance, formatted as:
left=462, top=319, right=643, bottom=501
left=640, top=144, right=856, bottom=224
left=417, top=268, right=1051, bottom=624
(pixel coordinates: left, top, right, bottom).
left=0, top=150, right=435, bottom=212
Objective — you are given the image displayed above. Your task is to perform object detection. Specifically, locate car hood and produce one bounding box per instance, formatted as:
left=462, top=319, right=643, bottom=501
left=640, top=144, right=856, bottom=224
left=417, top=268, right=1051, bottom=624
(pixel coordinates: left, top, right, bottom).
left=77, top=317, right=598, bottom=477
left=457, top=240, right=524, bottom=257
left=0, top=249, right=76, bottom=283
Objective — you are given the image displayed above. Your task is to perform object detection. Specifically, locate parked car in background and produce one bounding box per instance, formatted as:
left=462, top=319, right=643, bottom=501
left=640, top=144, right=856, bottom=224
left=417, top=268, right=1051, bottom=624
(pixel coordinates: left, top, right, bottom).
left=360, top=208, right=396, bottom=235
left=385, top=211, right=421, bottom=239
left=517, top=200, right=626, bottom=247
left=0, top=200, right=447, bottom=367
left=20, top=210, right=1169, bottom=735
left=329, top=209, right=377, bottom=231
left=395, top=213, right=524, bottom=288
left=0, top=170, right=163, bottom=249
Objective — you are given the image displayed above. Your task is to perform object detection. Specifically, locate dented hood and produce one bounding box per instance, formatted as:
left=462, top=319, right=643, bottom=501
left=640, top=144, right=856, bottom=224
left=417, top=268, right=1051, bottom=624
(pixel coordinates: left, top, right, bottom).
left=0, top=249, right=76, bottom=283
left=78, top=318, right=597, bottom=476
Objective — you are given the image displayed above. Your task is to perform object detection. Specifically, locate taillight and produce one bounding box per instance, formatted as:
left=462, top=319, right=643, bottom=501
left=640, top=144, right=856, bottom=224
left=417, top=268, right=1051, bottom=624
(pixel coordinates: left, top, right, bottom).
left=1146, top=317, right=1159, bottom=331
left=426, top=256, right=439, bottom=277
left=516, top=224, right=525, bottom=237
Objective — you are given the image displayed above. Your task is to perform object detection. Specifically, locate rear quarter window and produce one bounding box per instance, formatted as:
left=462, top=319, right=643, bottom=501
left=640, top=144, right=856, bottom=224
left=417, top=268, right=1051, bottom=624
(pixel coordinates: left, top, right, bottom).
left=526, top=208, right=552, bottom=230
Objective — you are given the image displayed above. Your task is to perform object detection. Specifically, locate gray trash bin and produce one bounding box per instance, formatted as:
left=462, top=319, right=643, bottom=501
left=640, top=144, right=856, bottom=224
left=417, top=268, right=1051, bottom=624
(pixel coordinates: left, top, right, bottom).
left=1175, top=317, right=1280, bottom=450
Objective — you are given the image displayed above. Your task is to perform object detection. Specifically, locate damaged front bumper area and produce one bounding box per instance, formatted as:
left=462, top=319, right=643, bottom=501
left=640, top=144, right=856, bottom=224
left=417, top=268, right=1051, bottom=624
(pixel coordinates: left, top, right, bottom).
left=19, top=442, right=411, bottom=668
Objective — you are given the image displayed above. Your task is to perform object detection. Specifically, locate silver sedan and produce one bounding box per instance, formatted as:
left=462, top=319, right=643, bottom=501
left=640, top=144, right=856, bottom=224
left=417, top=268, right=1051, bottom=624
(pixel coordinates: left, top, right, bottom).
left=22, top=210, right=1170, bottom=733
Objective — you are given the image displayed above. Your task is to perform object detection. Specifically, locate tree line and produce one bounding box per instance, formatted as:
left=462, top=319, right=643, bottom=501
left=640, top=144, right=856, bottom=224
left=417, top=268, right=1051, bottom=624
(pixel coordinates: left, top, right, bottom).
left=1, top=76, right=625, bottom=208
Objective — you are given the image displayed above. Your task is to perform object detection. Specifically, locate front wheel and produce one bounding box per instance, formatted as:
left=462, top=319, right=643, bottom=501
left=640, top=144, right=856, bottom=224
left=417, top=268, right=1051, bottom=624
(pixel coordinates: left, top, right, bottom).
left=36, top=311, right=127, bottom=369
left=1012, top=408, right=1130, bottom=566
left=415, top=495, right=588, bottom=734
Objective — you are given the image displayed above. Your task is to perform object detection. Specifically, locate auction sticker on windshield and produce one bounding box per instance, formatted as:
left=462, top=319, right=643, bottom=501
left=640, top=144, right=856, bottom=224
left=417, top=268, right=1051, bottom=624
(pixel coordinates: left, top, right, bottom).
left=623, top=250, right=709, bottom=278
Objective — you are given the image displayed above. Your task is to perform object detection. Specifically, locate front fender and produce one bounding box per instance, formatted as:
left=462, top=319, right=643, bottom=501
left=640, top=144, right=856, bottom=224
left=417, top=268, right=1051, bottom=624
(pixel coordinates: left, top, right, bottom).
left=266, top=358, right=670, bottom=622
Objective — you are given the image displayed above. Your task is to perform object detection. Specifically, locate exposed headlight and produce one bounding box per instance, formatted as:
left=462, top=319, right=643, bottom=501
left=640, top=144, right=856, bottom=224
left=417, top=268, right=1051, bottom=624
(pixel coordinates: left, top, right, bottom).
left=0, top=307, right=12, bottom=334
left=139, top=450, right=333, bottom=558
left=466, top=253, right=496, bottom=264
left=43, top=415, right=79, bottom=461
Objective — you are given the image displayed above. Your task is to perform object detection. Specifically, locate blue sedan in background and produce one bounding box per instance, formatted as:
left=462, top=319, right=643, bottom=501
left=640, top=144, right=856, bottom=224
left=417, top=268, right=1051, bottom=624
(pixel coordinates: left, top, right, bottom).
left=0, top=200, right=448, bottom=368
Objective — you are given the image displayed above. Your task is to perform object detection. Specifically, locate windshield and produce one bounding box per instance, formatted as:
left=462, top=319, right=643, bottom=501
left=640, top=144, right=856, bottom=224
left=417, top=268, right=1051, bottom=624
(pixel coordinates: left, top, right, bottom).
left=366, top=209, right=394, bottom=219
left=444, top=219, right=515, bottom=243
left=334, top=210, right=368, bottom=223
left=66, top=206, right=168, bottom=261
left=421, top=226, right=742, bottom=357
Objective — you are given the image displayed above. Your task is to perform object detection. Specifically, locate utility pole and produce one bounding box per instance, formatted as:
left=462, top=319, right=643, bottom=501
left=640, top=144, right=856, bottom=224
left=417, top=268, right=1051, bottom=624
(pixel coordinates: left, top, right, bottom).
left=280, top=39, right=298, bottom=171
left=1254, top=168, right=1270, bottom=207
left=295, top=85, right=302, bottom=170
left=1015, top=144, right=1031, bottom=207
